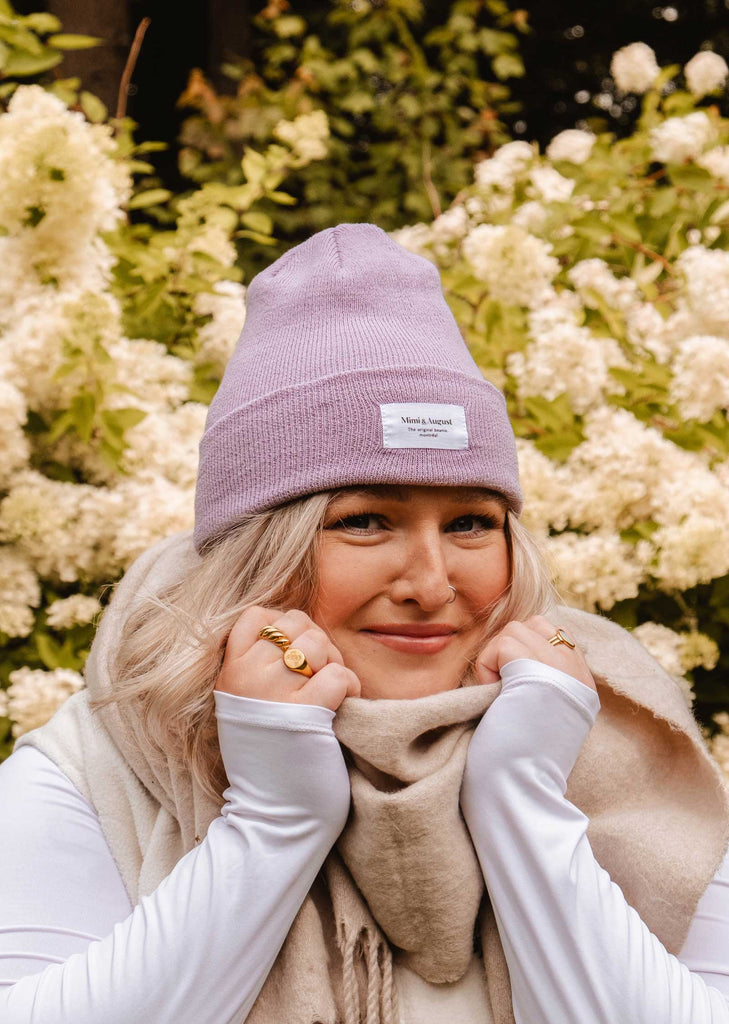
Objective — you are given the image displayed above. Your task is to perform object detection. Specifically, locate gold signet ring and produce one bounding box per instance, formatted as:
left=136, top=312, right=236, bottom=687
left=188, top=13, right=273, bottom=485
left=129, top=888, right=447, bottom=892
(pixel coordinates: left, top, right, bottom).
left=547, top=628, right=576, bottom=649
left=283, top=648, right=314, bottom=678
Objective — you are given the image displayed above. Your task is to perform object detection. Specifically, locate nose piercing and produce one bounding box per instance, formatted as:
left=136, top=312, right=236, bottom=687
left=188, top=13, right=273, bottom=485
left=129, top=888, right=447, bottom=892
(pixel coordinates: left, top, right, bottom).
left=446, top=585, right=457, bottom=604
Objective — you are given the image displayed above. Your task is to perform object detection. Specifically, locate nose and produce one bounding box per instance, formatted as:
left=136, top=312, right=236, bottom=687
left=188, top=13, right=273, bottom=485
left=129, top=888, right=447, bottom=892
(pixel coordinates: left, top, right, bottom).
left=388, top=526, right=452, bottom=611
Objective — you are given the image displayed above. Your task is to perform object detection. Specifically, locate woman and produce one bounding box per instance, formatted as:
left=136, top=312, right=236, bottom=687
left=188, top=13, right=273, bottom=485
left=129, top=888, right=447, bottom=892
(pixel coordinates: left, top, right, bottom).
left=1, top=223, right=729, bottom=1024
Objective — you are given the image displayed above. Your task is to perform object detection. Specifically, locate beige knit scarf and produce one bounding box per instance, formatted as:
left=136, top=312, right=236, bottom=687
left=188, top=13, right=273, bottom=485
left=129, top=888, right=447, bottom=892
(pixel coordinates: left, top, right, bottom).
left=17, top=533, right=729, bottom=1024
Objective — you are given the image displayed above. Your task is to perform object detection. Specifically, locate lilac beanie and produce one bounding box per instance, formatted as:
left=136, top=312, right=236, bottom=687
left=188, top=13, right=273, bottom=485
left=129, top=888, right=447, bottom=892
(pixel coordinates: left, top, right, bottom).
left=194, top=223, right=522, bottom=551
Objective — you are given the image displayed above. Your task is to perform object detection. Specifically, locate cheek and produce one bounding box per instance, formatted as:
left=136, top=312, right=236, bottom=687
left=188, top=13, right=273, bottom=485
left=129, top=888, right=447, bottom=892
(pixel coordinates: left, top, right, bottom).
left=460, top=539, right=510, bottom=606
left=311, top=543, right=381, bottom=630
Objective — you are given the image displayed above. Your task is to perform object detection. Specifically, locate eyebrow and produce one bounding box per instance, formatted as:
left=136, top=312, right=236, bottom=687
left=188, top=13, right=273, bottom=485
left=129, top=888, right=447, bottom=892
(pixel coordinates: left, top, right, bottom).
left=338, top=486, right=505, bottom=505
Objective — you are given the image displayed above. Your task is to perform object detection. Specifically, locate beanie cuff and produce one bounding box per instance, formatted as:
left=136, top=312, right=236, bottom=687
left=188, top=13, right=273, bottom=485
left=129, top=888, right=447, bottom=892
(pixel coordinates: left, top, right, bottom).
left=194, top=366, right=522, bottom=550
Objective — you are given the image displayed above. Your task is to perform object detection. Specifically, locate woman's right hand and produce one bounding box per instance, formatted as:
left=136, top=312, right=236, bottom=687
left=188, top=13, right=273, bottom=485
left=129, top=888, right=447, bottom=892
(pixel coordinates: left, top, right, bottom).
left=215, top=606, right=361, bottom=711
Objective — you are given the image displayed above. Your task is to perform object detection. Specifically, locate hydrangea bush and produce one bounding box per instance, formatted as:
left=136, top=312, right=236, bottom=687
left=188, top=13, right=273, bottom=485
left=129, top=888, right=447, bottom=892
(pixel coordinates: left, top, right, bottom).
left=3, top=33, right=729, bottom=773
left=0, top=82, right=327, bottom=756
left=391, top=44, right=729, bottom=757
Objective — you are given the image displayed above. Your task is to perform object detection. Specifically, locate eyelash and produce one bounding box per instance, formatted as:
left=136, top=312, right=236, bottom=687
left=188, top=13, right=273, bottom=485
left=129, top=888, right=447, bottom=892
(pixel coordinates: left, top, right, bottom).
left=326, top=512, right=500, bottom=536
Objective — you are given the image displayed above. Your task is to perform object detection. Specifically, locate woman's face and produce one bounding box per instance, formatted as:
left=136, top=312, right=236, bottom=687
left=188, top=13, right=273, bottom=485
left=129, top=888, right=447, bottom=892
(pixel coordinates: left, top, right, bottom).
left=311, top=485, right=510, bottom=700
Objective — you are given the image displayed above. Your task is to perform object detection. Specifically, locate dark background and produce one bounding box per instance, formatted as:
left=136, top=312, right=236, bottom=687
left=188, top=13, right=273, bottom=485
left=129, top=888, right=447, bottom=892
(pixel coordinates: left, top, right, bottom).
left=14, top=0, right=729, bottom=184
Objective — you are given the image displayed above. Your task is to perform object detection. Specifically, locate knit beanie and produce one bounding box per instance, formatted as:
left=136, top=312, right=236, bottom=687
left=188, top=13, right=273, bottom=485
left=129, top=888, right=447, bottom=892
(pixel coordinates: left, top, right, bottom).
left=194, top=223, right=522, bottom=551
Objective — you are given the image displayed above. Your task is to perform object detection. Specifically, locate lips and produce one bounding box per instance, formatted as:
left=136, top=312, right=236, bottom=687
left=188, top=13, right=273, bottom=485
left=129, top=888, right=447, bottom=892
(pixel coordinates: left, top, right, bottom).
left=361, top=623, right=458, bottom=654
left=363, top=623, right=456, bottom=637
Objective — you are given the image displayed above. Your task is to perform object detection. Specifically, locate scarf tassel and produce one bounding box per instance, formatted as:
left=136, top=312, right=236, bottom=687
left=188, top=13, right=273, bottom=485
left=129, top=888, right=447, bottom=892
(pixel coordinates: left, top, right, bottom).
left=341, top=926, right=398, bottom=1024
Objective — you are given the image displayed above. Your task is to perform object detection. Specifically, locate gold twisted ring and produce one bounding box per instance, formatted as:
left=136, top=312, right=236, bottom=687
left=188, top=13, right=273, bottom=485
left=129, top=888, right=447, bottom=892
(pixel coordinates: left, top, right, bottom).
left=258, top=625, right=314, bottom=678
left=547, top=628, right=576, bottom=650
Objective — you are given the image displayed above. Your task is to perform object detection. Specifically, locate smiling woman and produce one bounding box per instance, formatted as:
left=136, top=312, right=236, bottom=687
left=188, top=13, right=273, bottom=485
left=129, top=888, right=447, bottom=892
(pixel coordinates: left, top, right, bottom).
left=1, top=224, right=729, bottom=1024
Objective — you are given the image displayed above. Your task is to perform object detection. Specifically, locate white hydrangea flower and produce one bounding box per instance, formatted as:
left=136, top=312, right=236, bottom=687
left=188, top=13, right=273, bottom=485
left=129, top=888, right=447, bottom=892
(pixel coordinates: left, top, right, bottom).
left=2, top=290, right=123, bottom=414
left=631, top=621, right=703, bottom=706
left=650, top=112, right=716, bottom=165
left=0, top=86, right=130, bottom=300
left=107, top=338, right=192, bottom=413
left=0, top=470, right=122, bottom=582
left=510, top=201, right=548, bottom=233
left=653, top=514, right=729, bottom=590
left=684, top=50, right=728, bottom=98
left=3, top=666, right=83, bottom=737
left=546, top=129, right=596, bottom=165
left=0, top=545, right=41, bottom=637
left=273, top=110, right=329, bottom=165
left=568, top=258, right=640, bottom=311
left=474, top=141, right=534, bottom=191
left=110, top=477, right=195, bottom=568
left=699, top=147, right=729, bottom=186
left=45, top=594, right=102, bottom=630
left=632, top=622, right=685, bottom=677
left=528, top=165, right=575, bottom=204
left=431, top=205, right=469, bottom=243
left=515, top=439, right=571, bottom=535
left=677, top=245, right=729, bottom=334
left=669, top=335, right=729, bottom=421
left=121, top=403, right=208, bottom=487
left=463, top=224, right=559, bottom=308
left=194, top=280, right=246, bottom=366
left=546, top=531, right=649, bottom=611
left=0, top=603, right=35, bottom=639
left=565, top=407, right=692, bottom=531
left=389, top=223, right=433, bottom=260
left=509, top=318, right=624, bottom=414
left=0, top=381, right=30, bottom=489
left=624, top=302, right=673, bottom=363
left=651, top=460, right=729, bottom=528
left=681, top=631, right=720, bottom=672
left=610, top=42, right=660, bottom=94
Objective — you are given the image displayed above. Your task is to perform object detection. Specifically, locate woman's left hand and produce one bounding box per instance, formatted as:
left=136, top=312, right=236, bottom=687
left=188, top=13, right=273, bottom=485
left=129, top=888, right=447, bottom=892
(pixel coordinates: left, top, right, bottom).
left=475, top=615, right=597, bottom=692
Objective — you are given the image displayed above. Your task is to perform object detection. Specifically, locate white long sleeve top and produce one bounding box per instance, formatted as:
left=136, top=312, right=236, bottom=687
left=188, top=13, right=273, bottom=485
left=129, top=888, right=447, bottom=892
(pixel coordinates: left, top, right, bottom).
left=0, top=659, right=728, bottom=1023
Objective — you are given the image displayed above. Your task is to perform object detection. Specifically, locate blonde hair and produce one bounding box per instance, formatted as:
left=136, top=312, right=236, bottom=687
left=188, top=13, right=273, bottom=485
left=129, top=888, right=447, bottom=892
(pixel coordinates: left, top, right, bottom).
left=107, top=492, right=556, bottom=800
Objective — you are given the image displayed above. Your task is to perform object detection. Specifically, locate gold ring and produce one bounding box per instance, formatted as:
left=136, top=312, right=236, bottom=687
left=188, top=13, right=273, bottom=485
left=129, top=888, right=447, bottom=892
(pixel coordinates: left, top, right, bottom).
left=259, top=626, right=314, bottom=678
left=283, top=648, right=314, bottom=678
left=547, top=628, right=576, bottom=649
left=258, top=625, right=291, bottom=651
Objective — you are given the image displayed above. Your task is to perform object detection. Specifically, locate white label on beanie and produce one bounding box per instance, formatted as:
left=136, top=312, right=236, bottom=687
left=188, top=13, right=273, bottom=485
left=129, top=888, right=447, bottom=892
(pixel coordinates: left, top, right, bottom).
left=380, top=403, right=468, bottom=449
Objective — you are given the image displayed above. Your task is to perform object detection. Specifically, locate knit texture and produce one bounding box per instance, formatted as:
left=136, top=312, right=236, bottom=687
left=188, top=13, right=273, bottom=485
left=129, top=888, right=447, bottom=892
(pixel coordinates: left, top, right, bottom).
left=194, top=224, right=522, bottom=550
left=18, top=531, right=729, bottom=1024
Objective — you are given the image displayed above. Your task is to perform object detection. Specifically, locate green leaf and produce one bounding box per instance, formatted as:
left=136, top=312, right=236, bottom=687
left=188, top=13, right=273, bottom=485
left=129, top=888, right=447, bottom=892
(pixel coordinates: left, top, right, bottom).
left=241, top=210, right=273, bottom=235
left=102, top=407, right=146, bottom=433
left=46, top=410, right=74, bottom=444
left=80, top=90, right=106, bottom=123
left=23, top=12, right=62, bottom=33
left=47, top=33, right=102, bottom=50
left=2, top=47, right=62, bottom=75
left=70, top=393, right=96, bottom=442
left=0, top=81, right=17, bottom=99
left=492, top=52, right=524, bottom=80
left=609, top=214, right=642, bottom=244
left=126, top=188, right=173, bottom=210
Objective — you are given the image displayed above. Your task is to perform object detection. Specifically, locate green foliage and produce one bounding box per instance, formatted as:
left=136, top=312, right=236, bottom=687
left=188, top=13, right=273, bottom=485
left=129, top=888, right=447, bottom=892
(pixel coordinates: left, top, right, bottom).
left=178, top=0, right=527, bottom=272
left=0, top=0, right=100, bottom=106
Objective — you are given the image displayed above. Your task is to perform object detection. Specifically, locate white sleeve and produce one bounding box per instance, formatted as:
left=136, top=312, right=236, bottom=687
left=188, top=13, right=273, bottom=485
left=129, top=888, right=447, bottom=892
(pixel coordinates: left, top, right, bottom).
left=0, top=692, right=350, bottom=1023
left=460, top=657, right=729, bottom=1024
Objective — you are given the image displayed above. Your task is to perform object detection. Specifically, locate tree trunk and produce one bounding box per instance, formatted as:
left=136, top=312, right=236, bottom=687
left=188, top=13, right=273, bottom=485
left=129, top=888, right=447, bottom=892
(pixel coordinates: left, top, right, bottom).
left=45, top=0, right=131, bottom=115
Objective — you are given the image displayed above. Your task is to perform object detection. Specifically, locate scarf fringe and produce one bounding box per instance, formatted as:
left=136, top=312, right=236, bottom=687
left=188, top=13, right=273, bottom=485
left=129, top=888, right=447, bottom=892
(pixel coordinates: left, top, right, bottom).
left=341, top=926, right=398, bottom=1024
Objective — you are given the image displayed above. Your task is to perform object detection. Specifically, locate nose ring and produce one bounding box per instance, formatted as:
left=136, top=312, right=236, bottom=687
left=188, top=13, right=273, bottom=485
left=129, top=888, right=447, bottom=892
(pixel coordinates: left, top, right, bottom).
left=446, top=585, right=457, bottom=604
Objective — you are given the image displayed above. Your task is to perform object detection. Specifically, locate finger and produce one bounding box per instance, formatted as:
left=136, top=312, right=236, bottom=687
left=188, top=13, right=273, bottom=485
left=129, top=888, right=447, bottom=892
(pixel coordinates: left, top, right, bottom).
left=476, top=635, right=532, bottom=682
left=277, top=628, right=331, bottom=681
left=292, top=664, right=361, bottom=711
